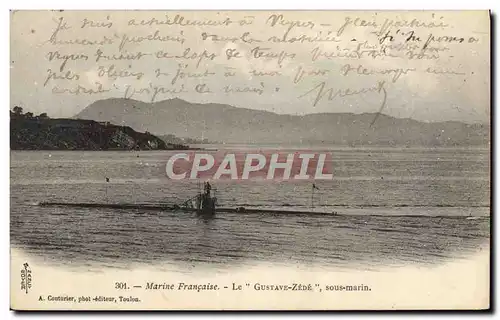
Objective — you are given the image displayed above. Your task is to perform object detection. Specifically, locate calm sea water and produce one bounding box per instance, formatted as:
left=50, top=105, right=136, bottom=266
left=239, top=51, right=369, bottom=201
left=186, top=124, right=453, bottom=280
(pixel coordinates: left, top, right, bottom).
left=10, top=147, right=490, bottom=270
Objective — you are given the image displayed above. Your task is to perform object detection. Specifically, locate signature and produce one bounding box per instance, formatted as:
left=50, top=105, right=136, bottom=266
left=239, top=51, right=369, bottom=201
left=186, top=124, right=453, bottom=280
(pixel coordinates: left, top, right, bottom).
left=298, top=80, right=388, bottom=126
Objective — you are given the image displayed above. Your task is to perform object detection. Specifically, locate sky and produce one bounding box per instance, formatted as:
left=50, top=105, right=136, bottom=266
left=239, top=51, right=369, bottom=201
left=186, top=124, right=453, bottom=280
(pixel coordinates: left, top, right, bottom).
left=10, top=10, right=490, bottom=123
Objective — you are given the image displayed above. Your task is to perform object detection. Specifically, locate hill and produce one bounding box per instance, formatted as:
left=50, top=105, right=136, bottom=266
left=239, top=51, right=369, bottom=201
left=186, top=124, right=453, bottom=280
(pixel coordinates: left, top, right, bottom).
left=10, top=116, right=189, bottom=151
left=75, top=98, right=490, bottom=146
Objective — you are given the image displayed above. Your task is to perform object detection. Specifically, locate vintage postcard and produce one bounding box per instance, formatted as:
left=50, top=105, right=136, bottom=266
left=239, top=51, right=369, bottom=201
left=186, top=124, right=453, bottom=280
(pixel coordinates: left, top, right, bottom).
left=10, top=10, right=490, bottom=310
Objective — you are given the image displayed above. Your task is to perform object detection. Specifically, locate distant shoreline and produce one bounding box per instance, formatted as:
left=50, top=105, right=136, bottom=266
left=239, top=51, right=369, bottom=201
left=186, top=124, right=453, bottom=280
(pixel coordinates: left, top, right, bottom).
left=9, top=144, right=489, bottom=152
left=75, top=97, right=490, bottom=147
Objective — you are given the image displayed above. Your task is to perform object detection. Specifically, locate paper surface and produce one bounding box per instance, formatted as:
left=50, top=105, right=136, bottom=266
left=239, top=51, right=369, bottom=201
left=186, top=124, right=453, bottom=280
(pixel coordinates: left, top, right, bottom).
left=10, top=10, right=490, bottom=310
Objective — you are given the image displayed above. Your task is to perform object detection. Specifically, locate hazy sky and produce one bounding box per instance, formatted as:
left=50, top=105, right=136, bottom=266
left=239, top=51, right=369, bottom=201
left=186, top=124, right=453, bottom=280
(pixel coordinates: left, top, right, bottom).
left=10, top=10, right=490, bottom=123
